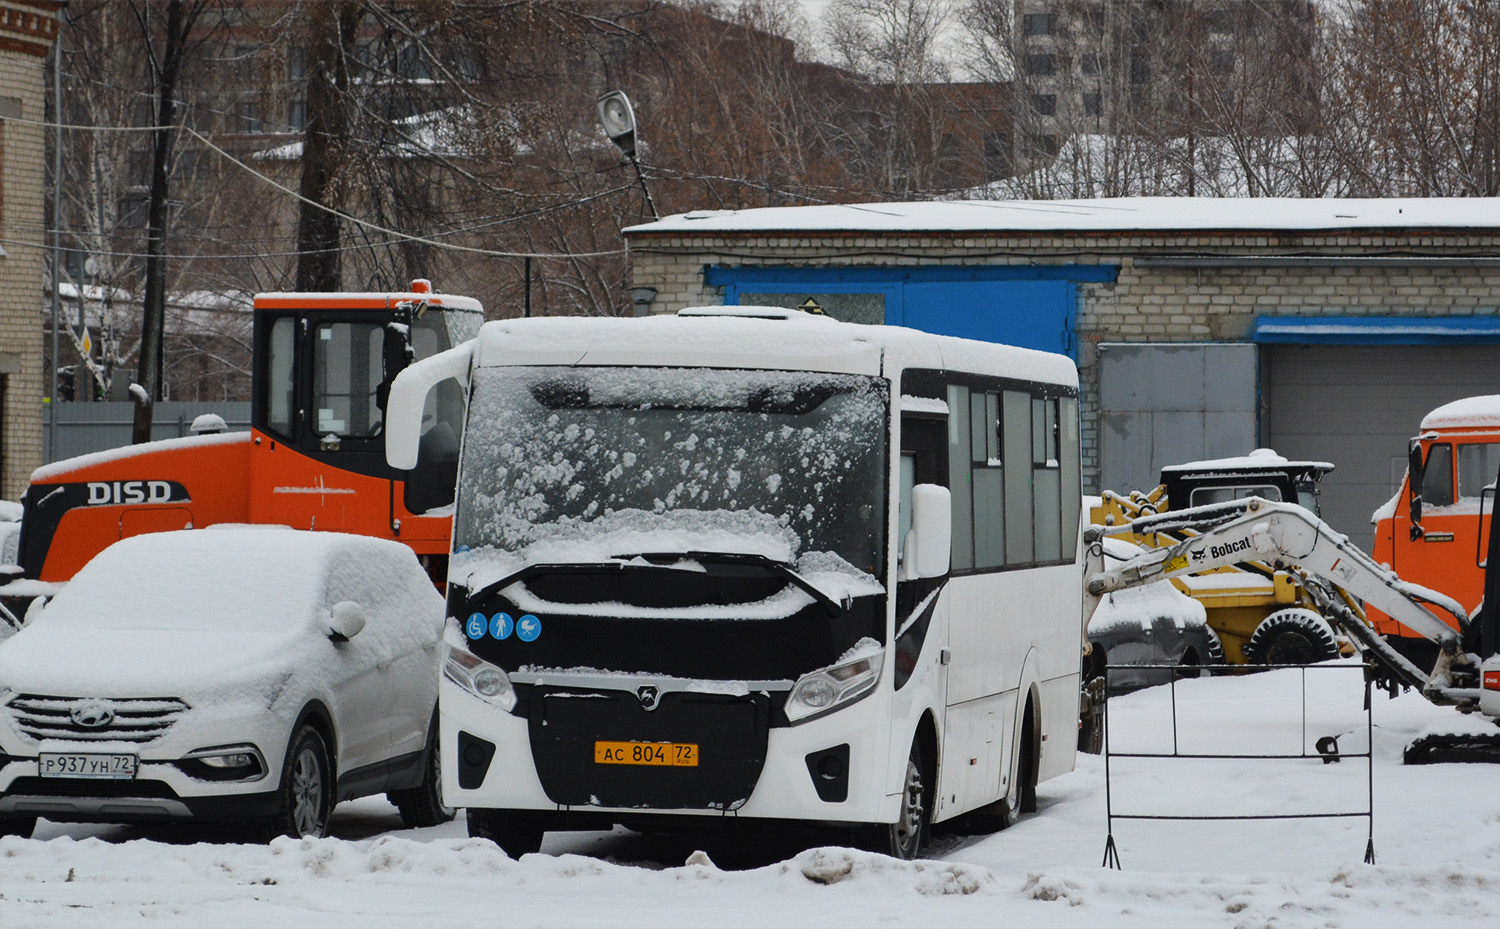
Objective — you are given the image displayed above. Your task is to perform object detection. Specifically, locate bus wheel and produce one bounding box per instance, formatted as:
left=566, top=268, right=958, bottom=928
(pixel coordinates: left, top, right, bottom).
left=467, top=809, right=545, bottom=859
left=867, top=740, right=929, bottom=860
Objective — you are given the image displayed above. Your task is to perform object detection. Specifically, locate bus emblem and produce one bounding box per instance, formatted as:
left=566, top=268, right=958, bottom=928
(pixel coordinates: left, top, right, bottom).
left=636, top=686, right=660, bottom=711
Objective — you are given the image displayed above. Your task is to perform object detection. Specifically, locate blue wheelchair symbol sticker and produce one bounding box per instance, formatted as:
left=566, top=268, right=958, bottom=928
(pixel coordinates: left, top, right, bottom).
left=516, top=614, right=542, bottom=642
left=490, top=613, right=514, bottom=640
left=465, top=612, right=487, bottom=640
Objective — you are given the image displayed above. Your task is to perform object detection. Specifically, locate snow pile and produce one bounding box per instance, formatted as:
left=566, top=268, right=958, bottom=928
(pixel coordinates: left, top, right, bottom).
left=1, top=668, right=1497, bottom=926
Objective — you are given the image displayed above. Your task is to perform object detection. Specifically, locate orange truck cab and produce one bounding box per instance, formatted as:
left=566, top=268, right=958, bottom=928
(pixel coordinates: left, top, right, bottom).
left=1371, top=395, right=1500, bottom=667
left=11, top=280, right=482, bottom=589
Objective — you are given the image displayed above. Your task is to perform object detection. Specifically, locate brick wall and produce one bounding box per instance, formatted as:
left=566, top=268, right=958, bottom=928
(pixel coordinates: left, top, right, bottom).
left=626, top=230, right=1500, bottom=490
left=0, top=10, right=51, bottom=501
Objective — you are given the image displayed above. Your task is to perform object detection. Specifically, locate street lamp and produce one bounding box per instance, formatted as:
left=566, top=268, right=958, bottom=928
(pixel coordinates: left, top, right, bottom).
left=597, top=90, right=658, bottom=219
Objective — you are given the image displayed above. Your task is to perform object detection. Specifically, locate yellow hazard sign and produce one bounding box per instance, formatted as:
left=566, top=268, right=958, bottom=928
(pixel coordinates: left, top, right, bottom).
left=797, top=298, right=824, bottom=315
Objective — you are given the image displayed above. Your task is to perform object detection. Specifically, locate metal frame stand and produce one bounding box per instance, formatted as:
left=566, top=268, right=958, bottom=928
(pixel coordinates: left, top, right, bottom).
left=1101, top=662, right=1375, bottom=869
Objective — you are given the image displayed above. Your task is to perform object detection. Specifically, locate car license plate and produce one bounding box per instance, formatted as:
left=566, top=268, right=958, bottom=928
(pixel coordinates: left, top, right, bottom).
left=594, top=741, right=698, bottom=767
left=38, top=752, right=138, bottom=780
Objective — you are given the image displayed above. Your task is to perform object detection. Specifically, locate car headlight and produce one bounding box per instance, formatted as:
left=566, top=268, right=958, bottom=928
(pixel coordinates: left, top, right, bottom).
left=785, top=650, right=883, bottom=724
left=444, top=645, right=517, bottom=713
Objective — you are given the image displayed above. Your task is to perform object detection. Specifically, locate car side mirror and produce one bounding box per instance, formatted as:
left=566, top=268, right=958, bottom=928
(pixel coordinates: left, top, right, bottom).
left=904, top=483, right=952, bottom=579
left=1408, top=439, right=1425, bottom=540
left=329, top=601, right=368, bottom=642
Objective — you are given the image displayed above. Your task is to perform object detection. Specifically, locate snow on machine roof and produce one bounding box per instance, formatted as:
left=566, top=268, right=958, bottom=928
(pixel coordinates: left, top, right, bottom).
left=1420, top=395, right=1500, bottom=432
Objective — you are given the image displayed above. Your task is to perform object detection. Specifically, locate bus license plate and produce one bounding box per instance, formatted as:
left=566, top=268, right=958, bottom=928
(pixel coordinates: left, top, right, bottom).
left=38, top=752, right=138, bottom=779
left=594, top=741, right=698, bottom=767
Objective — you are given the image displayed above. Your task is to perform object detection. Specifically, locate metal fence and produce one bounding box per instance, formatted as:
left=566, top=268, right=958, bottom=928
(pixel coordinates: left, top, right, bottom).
left=1101, top=661, right=1375, bottom=870
left=43, top=401, right=251, bottom=463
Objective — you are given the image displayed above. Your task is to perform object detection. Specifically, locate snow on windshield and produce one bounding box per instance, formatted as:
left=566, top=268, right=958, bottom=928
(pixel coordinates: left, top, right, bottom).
left=454, top=366, right=889, bottom=593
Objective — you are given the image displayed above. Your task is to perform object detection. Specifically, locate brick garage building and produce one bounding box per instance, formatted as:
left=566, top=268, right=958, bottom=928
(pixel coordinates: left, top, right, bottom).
left=623, top=198, right=1500, bottom=544
left=0, top=1, right=58, bottom=501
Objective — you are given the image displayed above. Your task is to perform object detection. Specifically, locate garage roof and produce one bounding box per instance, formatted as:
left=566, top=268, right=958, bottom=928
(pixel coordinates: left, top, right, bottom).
left=624, top=197, right=1500, bottom=236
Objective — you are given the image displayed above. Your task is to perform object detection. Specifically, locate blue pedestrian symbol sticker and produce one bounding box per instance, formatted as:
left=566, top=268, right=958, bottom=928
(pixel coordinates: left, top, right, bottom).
left=465, top=612, right=487, bottom=640
left=490, top=613, right=514, bottom=640
left=516, top=614, right=542, bottom=642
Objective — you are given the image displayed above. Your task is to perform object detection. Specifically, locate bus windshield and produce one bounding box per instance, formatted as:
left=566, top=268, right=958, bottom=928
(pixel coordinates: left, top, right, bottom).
left=452, top=366, right=889, bottom=605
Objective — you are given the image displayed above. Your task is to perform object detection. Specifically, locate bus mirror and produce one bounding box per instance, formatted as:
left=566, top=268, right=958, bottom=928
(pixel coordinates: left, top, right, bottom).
left=907, top=484, right=952, bottom=579
left=1408, top=439, right=1425, bottom=538
left=385, top=341, right=474, bottom=470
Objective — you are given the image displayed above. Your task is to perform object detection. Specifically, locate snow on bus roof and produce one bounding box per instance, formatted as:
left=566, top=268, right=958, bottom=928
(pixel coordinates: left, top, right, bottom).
left=1420, top=395, right=1500, bottom=431
left=472, top=309, right=1078, bottom=387
left=624, top=197, right=1500, bottom=236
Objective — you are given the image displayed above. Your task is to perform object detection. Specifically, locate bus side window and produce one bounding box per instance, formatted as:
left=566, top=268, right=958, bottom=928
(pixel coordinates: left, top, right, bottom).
left=946, top=386, right=974, bottom=572
left=901, top=413, right=949, bottom=571
left=1423, top=443, right=1455, bottom=508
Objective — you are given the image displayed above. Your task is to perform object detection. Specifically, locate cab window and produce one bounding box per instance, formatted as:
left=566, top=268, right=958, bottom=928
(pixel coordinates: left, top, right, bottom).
left=312, top=322, right=384, bottom=438
left=1457, top=443, right=1500, bottom=499
left=1422, top=443, right=1454, bottom=507
left=1189, top=484, right=1281, bottom=507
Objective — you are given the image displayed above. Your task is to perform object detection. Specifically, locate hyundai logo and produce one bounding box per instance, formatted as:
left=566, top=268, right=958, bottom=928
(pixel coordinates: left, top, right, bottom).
left=70, top=701, right=115, bottom=729
left=636, top=686, right=660, bottom=711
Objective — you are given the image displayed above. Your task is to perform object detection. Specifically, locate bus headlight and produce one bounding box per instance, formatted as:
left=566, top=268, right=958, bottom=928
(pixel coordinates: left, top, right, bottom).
left=443, top=646, right=517, bottom=713
left=786, top=651, right=883, bottom=724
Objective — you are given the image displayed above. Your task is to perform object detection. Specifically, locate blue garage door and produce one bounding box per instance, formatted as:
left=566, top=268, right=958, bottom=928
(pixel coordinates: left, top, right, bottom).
left=705, top=266, right=1117, bottom=358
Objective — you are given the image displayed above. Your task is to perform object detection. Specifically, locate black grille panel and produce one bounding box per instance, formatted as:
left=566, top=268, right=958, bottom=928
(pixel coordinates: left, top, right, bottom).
left=528, top=686, right=770, bottom=811
left=4, top=776, right=180, bottom=800
left=7, top=694, right=190, bottom=744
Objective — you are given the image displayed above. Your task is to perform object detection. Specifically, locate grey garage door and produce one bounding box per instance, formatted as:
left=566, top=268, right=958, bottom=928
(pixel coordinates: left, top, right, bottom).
left=1265, top=344, right=1500, bottom=548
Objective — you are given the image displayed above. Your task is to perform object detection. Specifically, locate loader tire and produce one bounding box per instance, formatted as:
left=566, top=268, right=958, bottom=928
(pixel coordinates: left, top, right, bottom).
left=1244, top=609, right=1340, bottom=666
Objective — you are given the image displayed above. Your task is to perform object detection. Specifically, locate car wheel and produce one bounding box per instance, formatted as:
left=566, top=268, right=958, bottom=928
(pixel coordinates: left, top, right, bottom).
left=390, top=720, right=455, bottom=828
left=257, top=725, right=332, bottom=841
left=0, top=815, right=36, bottom=839
left=864, top=739, right=929, bottom=860
left=467, top=808, right=545, bottom=858
left=1245, top=609, right=1340, bottom=666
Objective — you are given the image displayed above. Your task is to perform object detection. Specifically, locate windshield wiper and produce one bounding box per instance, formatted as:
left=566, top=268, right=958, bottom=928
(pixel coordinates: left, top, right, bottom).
left=629, top=551, right=852, bottom=617
left=460, top=558, right=716, bottom=614
left=461, top=552, right=855, bottom=618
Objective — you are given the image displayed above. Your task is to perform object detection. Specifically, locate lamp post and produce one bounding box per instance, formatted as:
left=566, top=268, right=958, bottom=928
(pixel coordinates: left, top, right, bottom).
left=597, top=91, right=658, bottom=219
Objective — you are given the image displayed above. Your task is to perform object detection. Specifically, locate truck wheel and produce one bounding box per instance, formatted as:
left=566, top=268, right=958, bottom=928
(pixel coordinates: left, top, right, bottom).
left=467, top=809, right=545, bottom=858
left=1245, top=609, right=1340, bottom=666
left=389, top=721, right=456, bottom=828
left=0, top=815, right=36, bottom=839
left=865, top=740, right=930, bottom=860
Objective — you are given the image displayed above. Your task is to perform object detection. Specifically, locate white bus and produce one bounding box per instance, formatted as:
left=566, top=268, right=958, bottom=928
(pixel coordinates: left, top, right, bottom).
left=385, top=306, right=1084, bottom=859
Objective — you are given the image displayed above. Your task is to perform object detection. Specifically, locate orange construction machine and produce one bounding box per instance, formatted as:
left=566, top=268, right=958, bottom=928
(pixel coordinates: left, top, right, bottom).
left=10, top=280, right=482, bottom=590
left=1370, top=396, right=1500, bottom=667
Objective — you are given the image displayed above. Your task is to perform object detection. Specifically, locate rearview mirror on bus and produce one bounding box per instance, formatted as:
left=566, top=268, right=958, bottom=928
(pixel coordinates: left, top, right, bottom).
left=905, top=484, right=952, bottom=579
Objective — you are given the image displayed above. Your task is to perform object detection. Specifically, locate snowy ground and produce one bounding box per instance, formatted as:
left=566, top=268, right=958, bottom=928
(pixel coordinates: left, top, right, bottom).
left=2, top=663, right=1496, bottom=928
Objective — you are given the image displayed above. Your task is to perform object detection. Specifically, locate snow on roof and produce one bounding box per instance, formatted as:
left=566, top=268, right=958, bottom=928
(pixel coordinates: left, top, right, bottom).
left=471, top=309, right=1078, bottom=387
left=31, top=430, right=249, bottom=483
left=254, top=290, right=485, bottom=313
left=624, top=197, right=1500, bottom=237
left=1162, top=448, right=1334, bottom=473
left=1420, top=395, right=1500, bottom=431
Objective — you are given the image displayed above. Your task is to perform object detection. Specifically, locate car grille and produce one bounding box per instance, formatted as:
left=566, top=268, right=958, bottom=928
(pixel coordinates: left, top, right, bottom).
left=6, top=694, right=190, bottom=744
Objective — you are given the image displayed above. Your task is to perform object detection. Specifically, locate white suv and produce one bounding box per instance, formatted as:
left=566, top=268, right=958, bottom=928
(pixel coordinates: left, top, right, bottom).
left=0, top=527, right=450, bottom=840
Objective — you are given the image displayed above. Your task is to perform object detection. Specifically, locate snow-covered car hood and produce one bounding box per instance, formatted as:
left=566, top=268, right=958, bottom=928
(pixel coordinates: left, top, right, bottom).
left=0, top=624, right=308, bottom=700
